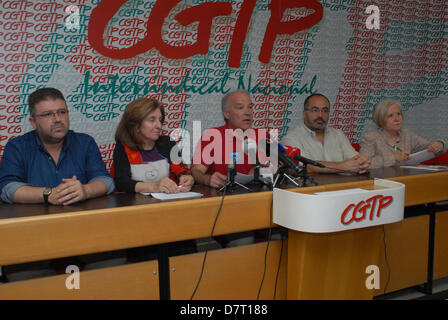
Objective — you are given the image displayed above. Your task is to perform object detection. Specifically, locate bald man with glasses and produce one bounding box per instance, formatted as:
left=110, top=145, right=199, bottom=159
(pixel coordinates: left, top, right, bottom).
left=281, top=93, right=370, bottom=174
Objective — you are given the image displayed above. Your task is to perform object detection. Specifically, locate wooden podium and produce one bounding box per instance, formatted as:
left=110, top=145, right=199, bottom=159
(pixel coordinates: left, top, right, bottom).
left=273, top=179, right=405, bottom=299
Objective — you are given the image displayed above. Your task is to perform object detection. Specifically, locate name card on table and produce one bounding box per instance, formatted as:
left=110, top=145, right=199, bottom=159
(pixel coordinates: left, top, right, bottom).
left=273, top=179, right=405, bottom=233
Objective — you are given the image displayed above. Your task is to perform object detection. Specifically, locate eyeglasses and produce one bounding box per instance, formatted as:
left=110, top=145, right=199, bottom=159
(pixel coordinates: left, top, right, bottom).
left=34, top=109, right=69, bottom=120
left=304, top=107, right=330, bottom=114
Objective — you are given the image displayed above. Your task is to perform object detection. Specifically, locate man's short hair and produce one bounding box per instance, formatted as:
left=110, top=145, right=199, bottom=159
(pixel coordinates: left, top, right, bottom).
left=221, top=89, right=251, bottom=112
left=220, top=89, right=251, bottom=122
left=372, top=99, right=403, bottom=128
left=28, top=87, right=66, bottom=116
left=303, top=93, right=330, bottom=110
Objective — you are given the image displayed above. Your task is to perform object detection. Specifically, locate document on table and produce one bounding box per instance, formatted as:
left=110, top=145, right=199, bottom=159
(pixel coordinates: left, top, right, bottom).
left=405, top=150, right=435, bottom=165
left=140, top=192, right=203, bottom=200
left=400, top=165, right=448, bottom=171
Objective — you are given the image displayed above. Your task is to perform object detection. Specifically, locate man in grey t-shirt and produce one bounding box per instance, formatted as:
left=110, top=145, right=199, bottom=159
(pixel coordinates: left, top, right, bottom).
left=281, top=93, right=370, bottom=174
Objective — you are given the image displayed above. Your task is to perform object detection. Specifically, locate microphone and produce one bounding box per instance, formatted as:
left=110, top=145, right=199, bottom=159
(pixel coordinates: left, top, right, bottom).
left=277, top=143, right=302, bottom=172
left=261, top=138, right=301, bottom=172
left=282, top=143, right=326, bottom=168
left=273, top=141, right=326, bottom=169
left=243, top=138, right=279, bottom=185
left=227, top=152, right=239, bottom=185
left=283, top=145, right=301, bottom=159
left=242, top=138, right=258, bottom=164
left=294, top=155, right=326, bottom=168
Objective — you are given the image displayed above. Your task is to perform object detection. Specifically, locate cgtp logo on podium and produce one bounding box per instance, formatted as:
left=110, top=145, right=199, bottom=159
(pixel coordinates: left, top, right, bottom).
left=273, top=179, right=405, bottom=233
left=340, top=194, right=393, bottom=226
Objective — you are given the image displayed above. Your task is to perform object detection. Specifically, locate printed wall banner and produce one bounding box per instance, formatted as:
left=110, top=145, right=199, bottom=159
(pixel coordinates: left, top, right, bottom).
left=0, top=0, right=447, bottom=169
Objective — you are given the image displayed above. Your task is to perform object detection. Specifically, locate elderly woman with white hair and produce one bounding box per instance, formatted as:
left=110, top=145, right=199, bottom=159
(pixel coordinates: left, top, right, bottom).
left=360, top=99, right=445, bottom=168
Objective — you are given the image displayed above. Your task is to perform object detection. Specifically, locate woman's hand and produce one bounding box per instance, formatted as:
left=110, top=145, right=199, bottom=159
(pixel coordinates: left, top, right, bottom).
left=393, top=151, right=410, bottom=162
left=427, top=141, right=444, bottom=154
left=178, top=175, right=194, bottom=192
left=157, top=177, right=179, bottom=194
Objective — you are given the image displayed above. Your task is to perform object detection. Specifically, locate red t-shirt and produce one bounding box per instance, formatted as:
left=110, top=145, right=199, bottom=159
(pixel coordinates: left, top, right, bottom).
left=193, top=124, right=268, bottom=176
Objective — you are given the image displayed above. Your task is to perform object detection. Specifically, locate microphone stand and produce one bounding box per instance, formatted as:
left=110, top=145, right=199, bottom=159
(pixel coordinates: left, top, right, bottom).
left=251, top=162, right=275, bottom=191
left=219, top=159, right=251, bottom=193
left=291, top=155, right=322, bottom=187
left=293, top=163, right=318, bottom=187
left=251, top=158, right=264, bottom=187
left=253, top=160, right=260, bottom=184
left=273, top=165, right=300, bottom=188
left=273, top=164, right=318, bottom=188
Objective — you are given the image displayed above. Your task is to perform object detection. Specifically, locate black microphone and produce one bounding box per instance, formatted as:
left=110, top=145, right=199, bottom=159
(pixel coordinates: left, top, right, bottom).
left=277, top=143, right=301, bottom=172
left=261, top=138, right=301, bottom=171
left=294, top=155, right=326, bottom=168
left=261, top=138, right=304, bottom=172
left=227, top=152, right=239, bottom=185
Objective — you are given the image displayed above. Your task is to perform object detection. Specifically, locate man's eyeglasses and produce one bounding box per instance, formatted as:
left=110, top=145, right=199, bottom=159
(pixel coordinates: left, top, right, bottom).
left=304, top=107, right=330, bottom=114
left=34, top=109, right=69, bottom=120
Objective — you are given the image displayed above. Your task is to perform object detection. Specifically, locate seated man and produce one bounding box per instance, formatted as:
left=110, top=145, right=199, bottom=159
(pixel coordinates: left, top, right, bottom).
left=0, top=87, right=116, bottom=281
left=192, top=89, right=261, bottom=188
left=0, top=87, right=114, bottom=204
left=281, top=93, right=370, bottom=174
left=191, top=90, right=267, bottom=247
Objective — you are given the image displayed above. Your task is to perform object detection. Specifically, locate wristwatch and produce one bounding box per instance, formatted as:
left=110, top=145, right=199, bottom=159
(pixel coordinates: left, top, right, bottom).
left=43, top=187, right=52, bottom=204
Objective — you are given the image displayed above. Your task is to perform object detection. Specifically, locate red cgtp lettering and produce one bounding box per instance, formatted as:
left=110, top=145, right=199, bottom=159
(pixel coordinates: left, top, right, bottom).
left=227, top=0, right=256, bottom=68
left=258, top=0, right=323, bottom=64
left=88, top=0, right=322, bottom=67
left=88, top=0, right=232, bottom=60
left=340, top=195, right=393, bottom=225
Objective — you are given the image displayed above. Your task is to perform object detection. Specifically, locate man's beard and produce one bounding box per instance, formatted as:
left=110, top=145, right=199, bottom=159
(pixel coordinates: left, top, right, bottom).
left=307, top=118, right=326, bottom=132
left=39, top=122, right=68, bottom=144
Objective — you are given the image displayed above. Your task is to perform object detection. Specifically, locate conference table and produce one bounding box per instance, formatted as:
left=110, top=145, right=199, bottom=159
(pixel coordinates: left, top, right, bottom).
left=0, top=166, right=447, bottom=299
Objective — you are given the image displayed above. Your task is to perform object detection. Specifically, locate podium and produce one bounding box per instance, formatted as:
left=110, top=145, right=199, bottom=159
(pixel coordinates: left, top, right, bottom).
left=273, top=179, right=405, bottom=299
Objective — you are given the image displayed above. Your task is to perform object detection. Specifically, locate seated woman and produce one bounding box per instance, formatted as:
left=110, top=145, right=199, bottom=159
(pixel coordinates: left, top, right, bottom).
left=113, top=97, right=195, bottom=260
left=360, top=99, right=445, bottom=168
left=113, top=97, right=194, bottom=193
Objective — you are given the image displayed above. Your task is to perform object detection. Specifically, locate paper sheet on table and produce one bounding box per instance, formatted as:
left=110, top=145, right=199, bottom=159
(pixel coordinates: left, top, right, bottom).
left=235, top=172, right=254, bottom=185
left=400, top=165, right=448, bottom=171
left=405, top=150, right=435, bottom=165
left=141, top=192, right=203, bottom=200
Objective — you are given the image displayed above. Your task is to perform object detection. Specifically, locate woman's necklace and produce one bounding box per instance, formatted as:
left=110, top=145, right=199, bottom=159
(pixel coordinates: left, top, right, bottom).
left=383, top=130, right=402, bottom=152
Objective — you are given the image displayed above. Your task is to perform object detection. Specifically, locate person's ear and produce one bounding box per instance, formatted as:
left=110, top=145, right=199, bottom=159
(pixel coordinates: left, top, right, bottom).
left=223, top=109, right=230, bottom=121
left=29, top=116, right=37, bottom=130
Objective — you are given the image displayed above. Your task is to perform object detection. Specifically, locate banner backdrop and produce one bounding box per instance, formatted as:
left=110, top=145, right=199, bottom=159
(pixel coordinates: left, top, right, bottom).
left=0, top=0, right=447, bottom=170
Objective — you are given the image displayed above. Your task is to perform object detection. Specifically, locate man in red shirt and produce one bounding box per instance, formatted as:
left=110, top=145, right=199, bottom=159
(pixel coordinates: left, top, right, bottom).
left=192, top=90, right=260, bottom=188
